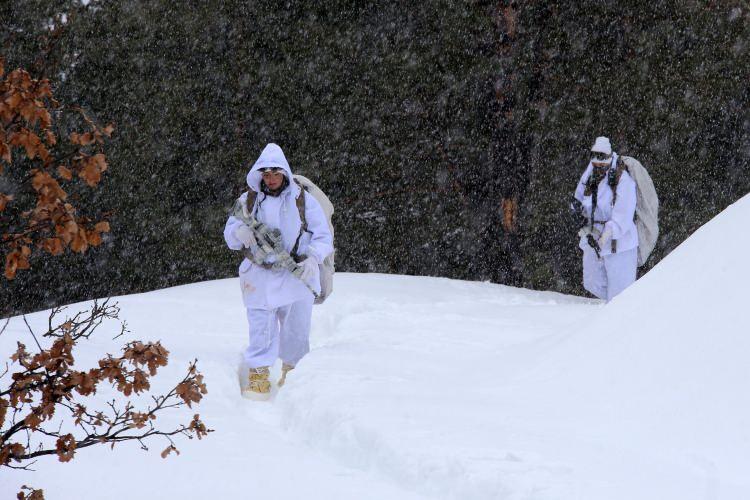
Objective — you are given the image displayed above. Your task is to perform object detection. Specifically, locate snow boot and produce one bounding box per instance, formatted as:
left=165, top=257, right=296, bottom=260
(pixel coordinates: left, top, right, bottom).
left=277, top=363, right=294, bottom=388
left=243, top=366, right=271, bottom=400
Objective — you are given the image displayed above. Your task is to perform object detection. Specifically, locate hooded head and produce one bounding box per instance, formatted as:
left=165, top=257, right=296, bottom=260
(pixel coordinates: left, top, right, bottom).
left=246, top=143, right=299, bottom=197
left=590, top=136, right=613, bottom=167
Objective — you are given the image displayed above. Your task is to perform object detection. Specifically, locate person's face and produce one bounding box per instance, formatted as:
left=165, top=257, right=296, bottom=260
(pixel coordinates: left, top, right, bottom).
left=591, top=152, right=612, bottom=169
left=261, top=169, right=285, bottom=190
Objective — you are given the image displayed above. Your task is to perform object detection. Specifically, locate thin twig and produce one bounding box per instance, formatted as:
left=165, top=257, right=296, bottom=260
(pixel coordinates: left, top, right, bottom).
left=22, top=316, right=43, bottom=353
left=0, top=317, right=10, bottom=336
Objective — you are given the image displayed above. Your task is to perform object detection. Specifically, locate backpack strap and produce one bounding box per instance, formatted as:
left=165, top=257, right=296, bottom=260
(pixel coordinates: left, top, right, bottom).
left=607, top=162, right=627, bottom=254
left=294, top=179, right=307, bottom=233
left=609, top=162, right=627, bottom=205
left=290, top=179, right=309, bottom=261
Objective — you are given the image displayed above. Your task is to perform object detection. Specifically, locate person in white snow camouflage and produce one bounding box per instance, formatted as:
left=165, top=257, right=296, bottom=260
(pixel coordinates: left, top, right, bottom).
left=224, top=143, right=333, bottom=399
left=574, top=136, right=638, bottom=302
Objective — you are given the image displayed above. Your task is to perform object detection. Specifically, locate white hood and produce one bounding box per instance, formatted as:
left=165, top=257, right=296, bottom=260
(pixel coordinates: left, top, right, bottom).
left=246, top=143, right=300, bottom=198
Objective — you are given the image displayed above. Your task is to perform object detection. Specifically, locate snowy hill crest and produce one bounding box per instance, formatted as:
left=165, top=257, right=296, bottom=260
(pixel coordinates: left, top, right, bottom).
left=5, top=195, right=750, bottom=499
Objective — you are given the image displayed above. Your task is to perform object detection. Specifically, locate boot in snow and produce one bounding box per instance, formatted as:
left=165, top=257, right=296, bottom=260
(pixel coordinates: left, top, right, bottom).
left=277, top=363, right=294, bottom=387
left=243, top=366, right=271, bottom=400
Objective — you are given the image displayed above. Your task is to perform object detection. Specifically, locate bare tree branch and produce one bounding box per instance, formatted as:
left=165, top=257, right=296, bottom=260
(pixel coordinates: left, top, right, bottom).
left=1, top=303, right=210, bottom=469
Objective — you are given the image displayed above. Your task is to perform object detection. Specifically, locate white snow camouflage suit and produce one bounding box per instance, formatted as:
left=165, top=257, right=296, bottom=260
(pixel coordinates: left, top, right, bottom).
left=574, top=152, right=639, bottom=302
left=224, top=143, right=333, bottom=368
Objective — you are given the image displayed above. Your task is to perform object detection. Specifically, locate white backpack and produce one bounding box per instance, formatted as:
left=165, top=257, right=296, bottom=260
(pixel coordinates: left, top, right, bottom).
left=293, top=174, right=335, bottom=304
left=617, top=156, right=659, bottom=267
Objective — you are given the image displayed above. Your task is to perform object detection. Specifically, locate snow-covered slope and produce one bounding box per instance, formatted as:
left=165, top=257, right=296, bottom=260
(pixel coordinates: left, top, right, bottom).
left=504, top=192, right=750, bottom=499
left=4, top=194, right=749, bottom=499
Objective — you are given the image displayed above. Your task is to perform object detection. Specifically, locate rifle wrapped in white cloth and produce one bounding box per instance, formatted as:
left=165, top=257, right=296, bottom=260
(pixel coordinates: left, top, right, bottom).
left=231, top=198, right=318, bottom=299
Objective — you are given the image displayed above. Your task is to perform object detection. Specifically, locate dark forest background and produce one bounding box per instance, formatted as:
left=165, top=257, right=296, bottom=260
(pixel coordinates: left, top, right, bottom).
left=2, top=0, right=748, bottom=316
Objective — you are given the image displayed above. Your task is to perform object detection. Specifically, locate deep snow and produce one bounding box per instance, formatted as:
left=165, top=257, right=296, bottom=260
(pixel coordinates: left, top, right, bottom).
left=3, top=194, right=750, bottom=499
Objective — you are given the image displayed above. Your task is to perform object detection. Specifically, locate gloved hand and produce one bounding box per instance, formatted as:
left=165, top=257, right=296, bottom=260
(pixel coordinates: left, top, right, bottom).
left=569, top=197, right=587, bottom=228
left=597, top=225, right=613, bottom=249
left=299, top=257, right=318, bottom=282
left=233, top=224, right=255, bottom=249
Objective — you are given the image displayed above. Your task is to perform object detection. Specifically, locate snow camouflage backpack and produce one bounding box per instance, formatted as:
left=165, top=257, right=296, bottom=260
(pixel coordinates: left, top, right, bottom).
left=244, top=174, right=335, bottom=304
left=609, top=156, right=659, bottom=267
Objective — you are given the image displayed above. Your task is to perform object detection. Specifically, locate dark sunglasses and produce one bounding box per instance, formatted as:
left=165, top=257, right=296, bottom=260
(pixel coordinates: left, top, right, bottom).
left=591, top=153, right=611, bottom=162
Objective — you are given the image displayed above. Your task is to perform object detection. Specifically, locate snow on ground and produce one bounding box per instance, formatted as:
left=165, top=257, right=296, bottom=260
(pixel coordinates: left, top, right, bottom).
left=2, top=275, right=594, bottom=499
left=3, top=194, right=750, bottom=499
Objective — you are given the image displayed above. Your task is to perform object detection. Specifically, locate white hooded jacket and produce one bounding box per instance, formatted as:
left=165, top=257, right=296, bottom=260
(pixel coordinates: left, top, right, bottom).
left=574, top=152, right=638, bottom=256
left=224, top=143, right=334, bottom=309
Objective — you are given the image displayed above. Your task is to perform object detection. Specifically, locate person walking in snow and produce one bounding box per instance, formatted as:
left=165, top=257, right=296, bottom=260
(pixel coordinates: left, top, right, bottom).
left=224, top=143, right=333, bottom=399
left=573, top=136, right=638, bottom=302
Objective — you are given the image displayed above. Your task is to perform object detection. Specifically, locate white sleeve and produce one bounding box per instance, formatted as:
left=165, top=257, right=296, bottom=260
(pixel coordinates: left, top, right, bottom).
left=605, top=173, right=637, bottom=240
left=302, top=192, right=333, bottom=264
left=224, top=215, right=245, bottom=251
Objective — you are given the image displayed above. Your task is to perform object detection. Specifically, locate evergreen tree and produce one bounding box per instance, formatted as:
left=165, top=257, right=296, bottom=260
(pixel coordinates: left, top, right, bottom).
left=2, top=0, right=747, bottom=314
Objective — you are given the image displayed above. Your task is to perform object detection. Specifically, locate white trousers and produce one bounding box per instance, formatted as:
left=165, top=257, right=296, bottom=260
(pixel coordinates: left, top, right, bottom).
left=582, top=247, right=637, bottom=302
left=244, top=296, right=314, bottom=368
